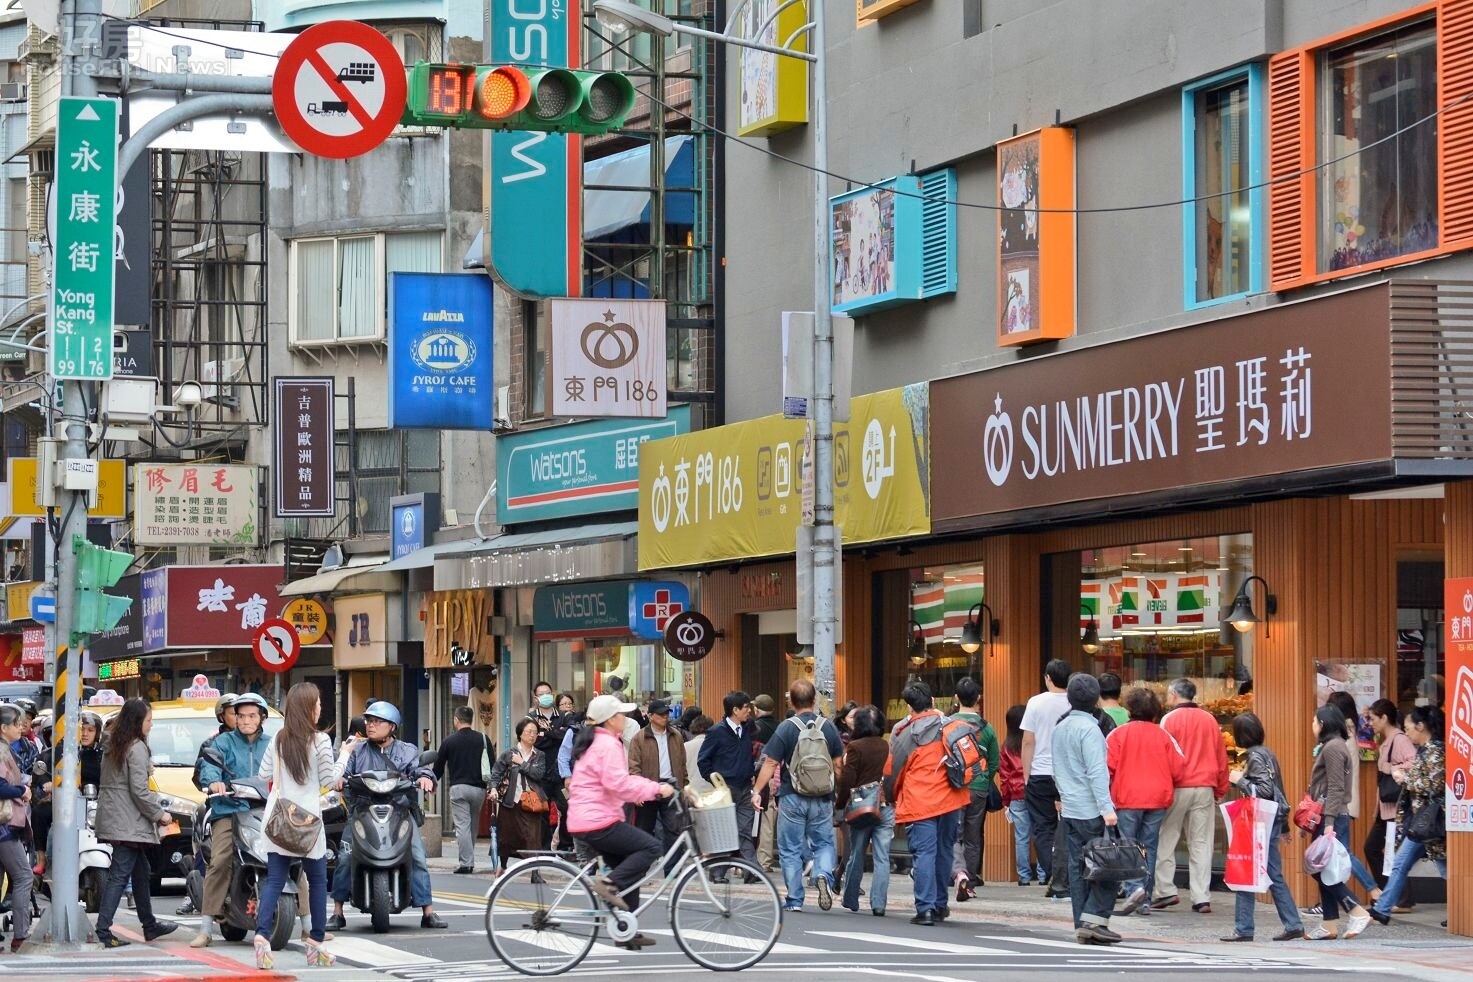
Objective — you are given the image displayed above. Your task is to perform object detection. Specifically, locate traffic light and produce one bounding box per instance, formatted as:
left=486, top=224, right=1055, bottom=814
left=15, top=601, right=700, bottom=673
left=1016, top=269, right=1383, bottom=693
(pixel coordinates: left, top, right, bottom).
left=71, top=534, right=133, bottom=640
left=403, top=62, right=637, bottom=135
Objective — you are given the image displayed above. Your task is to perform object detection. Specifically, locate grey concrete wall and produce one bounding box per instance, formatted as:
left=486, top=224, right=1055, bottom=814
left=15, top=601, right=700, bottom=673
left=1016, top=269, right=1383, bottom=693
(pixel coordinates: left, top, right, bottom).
left=720, top=0, right=1471, bottom=426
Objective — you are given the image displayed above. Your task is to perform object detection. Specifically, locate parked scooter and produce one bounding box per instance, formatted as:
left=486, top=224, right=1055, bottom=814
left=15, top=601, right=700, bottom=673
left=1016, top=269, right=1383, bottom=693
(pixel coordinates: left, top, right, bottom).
left=342, top=769, right=421, bottom=933
left=186, top=776, right=299, bottom=951
left=35, top=783, right=114, bottom=913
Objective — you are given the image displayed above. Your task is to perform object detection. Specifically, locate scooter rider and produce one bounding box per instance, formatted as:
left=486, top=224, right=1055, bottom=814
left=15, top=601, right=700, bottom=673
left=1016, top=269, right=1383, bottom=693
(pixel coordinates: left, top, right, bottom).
left=326, top=701, right=447, bottom=931
left=177, top=695, right=238, bottom=916
left=193, top=692, right=270, bottom=948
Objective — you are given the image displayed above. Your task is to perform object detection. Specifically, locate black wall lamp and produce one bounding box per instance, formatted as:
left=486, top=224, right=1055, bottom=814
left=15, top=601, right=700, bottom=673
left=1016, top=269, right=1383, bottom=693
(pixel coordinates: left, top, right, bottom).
left=908, top=619, right=928, bottom=667
left=1080, top=604, right=1101, bottom=655
left=1223, top=575, right=1277, bottom=635
left=960, top=602, right=1000, bottom=655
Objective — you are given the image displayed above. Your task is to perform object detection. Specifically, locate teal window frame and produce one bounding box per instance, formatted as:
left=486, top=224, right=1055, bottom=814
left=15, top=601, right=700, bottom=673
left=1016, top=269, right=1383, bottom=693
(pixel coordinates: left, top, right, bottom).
left=1181, top=64, right=1265, bottom=309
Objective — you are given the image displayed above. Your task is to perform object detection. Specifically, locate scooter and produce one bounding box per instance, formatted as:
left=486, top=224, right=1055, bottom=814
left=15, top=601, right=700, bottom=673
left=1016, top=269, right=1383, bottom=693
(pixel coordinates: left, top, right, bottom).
left=34, top=783, right=114, bottom=913
left=187, top=777, right=299, bottom=951
left=342, top=770, right=421, bottom=933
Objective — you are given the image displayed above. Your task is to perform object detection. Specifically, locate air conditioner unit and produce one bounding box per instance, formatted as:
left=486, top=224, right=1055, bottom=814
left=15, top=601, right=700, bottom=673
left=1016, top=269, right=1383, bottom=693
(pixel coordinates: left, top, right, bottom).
left=200, top=357, right=244, bottom=406
left=0, top=83, right=27, bottom=101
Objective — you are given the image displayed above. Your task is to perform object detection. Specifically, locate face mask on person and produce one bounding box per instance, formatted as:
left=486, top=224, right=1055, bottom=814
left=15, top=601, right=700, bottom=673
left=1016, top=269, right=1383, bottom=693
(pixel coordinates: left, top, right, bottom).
left=538, top=693, right=555, bottom=709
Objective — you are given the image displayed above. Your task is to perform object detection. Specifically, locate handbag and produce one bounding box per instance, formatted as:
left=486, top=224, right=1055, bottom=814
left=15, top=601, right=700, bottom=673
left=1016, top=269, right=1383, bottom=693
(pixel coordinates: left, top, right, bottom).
left=515, top=771, right=549, bottom=814
left=265, top=798, right=323, bottom=854
left=1378, top=771, right=1401, bottom=804
left=985, top=778, right=1004, bottom=813
left=480, top=734, right=494, bottom=786
left=1291, top=793, right=1324, bottom=832
left=1404, top=796, right=1445, bottom=844
left=1082, top=826, right=1148, bottom=883
left=843, top=781, right=882, bottom=829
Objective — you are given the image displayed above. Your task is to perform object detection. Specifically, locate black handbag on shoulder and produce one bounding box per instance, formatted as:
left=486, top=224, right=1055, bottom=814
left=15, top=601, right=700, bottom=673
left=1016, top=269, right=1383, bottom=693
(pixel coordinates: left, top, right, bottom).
left=1082, top=826, right=1148, bottom=883
left=1378, top=771, right=1402, bottom=804
left=1404, top=796, right=1446, bottom=844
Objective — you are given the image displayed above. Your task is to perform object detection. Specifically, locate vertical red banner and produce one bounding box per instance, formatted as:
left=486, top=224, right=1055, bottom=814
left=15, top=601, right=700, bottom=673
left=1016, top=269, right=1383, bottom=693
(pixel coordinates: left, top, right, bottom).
left=1444, top=577, right=1473, bottom=831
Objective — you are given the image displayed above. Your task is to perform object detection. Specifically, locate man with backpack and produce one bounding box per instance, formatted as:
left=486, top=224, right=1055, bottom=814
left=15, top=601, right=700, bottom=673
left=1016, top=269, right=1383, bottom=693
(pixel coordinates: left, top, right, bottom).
left=885, top=682, right=973, bottom=926
left=749, top=680, right=843, bottom=912
left=949, top=677, right=1000, bottom=902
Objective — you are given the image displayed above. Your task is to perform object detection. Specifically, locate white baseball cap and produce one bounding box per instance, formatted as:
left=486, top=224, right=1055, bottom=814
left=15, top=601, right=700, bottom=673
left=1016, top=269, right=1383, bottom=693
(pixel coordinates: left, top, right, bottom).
left=586, top=694, right=637, bottom=725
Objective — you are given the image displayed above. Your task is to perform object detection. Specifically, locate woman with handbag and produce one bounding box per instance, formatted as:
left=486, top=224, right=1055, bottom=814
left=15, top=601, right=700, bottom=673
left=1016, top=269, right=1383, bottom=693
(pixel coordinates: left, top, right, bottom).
left=1220, top=712, right=1303, bottom=942
left=836, top=705, right=892, bottom=916
left=254, top=683, right=336, bottom=970
left=1368, top=705, right=1446, bottom=925
left=1303, top=704, right=1372, bottom=940
left=1366, top=700, right=1417, bottom=898
left=0, top=703, right=35, bottom=952
left=487, top=718, right=552, bottom=872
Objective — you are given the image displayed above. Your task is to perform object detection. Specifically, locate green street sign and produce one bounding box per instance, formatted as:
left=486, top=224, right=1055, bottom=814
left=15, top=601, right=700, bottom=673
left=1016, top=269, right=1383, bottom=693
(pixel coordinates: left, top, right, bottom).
left=50, top=96, right=118, bottom=381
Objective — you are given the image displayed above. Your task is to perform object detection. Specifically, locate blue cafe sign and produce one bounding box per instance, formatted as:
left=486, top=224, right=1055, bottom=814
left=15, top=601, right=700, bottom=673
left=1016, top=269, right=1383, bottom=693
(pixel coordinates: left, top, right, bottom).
left=388, top=273, right=493, bottom=430
left=391, top=493, right=439, bottom=561
left=497, top=406, right=691, bottom=525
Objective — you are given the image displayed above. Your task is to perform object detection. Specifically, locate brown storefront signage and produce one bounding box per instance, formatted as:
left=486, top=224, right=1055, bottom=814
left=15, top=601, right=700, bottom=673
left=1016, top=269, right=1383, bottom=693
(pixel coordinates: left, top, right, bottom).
left=273, top=377, right=335, bottom=518
left=933, top=286, right=1393, bottom=531
left=423, top=589, right=497, bottom=668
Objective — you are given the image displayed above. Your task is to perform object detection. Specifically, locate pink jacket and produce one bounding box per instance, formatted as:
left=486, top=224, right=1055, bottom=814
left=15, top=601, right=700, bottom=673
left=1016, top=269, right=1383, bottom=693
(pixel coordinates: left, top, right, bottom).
left=566, top=727, right=664, bottom=834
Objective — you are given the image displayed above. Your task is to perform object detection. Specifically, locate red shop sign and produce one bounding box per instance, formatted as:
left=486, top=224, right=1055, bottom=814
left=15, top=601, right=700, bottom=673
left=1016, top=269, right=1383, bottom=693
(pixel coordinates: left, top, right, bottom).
left=163, top=565, right=290, bottom=648
left=20, top=627, right=46, bottom=665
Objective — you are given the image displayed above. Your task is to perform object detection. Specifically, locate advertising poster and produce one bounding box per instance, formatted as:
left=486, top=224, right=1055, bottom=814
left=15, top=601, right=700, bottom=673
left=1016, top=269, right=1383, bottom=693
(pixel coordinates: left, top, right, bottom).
left=133, top=464, right=259, bottom=545
left=388, top=273, right=494, bottom=430
left=1445, top=577, right=1473, bottom=832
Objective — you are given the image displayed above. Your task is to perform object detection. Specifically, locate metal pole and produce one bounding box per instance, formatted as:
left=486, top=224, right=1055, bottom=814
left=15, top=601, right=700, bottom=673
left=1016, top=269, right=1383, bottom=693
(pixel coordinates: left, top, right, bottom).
left=45, top=0, right=101, bottom=944
left=808, top=0, right=836, bottom=716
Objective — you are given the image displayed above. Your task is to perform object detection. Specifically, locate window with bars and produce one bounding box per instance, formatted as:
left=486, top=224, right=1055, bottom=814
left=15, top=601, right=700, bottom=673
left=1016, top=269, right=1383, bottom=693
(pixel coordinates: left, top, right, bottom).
left=289, top=231, right=443, bottom=344
left=348, top=429, right=441, bottom=534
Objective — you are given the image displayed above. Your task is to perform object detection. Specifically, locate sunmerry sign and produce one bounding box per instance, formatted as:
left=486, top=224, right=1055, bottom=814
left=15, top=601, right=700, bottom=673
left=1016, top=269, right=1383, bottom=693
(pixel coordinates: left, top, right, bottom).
left=388, top=273, right=494, bottom=429
left=638, top=384, right=930, bottom=569
left=498, top=406, right=691, bottom=524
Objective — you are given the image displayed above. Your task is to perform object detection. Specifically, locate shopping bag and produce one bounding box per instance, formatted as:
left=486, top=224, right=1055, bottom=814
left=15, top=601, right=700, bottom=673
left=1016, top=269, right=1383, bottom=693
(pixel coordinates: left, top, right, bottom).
left=1220, top=796, right=1276, bottom=892
left=1321, top=837, right=1352, bottom=886
left=1303, top=828, right=1338, bottom=875
left=1383, top=822, right=1398, bottom=877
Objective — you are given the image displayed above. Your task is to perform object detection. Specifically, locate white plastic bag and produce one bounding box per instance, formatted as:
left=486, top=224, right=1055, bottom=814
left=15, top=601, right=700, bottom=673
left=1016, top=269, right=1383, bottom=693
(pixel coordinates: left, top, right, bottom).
left=1383, top=822, right=1398, bottom=877
left=1321, top=836, right=1352, bottom=886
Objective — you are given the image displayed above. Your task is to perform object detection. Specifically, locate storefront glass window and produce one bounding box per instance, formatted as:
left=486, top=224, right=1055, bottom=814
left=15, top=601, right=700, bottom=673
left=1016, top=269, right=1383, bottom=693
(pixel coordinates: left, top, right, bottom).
left=1191, top=74, right=1253, bottom=303
left=533, top=638, right=691, bottom=717
left=1317, top=20, right=1437, bottom=272
left=895, top=562, right=986, bottom=724
left=1395, top=557, right=1445, bottom=716
left=1046, top=535, right=1255, bottom=726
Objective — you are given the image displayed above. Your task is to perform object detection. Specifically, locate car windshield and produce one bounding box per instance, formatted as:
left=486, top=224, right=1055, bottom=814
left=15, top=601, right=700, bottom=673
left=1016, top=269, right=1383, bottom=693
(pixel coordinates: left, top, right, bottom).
left=148, top=716, right=283, bottom=766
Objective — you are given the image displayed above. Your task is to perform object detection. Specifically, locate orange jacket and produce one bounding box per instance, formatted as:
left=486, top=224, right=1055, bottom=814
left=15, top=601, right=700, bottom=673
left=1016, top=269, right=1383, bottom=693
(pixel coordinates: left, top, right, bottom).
left=883, top=710, right=970, bottom=824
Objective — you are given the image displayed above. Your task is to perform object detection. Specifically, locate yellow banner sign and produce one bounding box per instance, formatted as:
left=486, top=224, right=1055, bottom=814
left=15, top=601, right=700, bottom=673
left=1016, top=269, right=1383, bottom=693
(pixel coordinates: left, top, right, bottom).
left=639, top=384, right=929, bottom=569
left=7, top=458, right=126, bottom=518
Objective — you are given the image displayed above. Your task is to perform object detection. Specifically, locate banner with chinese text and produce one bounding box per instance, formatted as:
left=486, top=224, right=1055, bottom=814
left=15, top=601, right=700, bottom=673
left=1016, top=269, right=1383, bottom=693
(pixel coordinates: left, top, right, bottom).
left=1445, top=576, right=1473, bottom=833
left=273, top=378, right=334, bottom=517
left=133, top=463, right=258, bottom=545
left=154, top=565, right=296, bottom=649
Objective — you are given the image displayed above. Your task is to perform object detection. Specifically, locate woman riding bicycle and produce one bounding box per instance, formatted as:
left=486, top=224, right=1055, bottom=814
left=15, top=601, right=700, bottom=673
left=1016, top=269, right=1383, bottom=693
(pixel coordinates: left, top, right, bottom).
left=567, top=694, right=674, bottom=951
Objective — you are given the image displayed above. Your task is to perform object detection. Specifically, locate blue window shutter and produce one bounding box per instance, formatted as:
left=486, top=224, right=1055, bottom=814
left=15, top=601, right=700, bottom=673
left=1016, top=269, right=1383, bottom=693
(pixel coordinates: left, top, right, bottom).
left=919, top=168, right=957, bottom=298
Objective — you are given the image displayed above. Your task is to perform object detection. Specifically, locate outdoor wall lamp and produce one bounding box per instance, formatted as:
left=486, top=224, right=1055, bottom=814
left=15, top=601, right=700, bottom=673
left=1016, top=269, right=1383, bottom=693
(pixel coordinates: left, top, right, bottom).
left=907, top=619, right=928, bottom=667
left=1223, top=575, right=1277, bottom=635
left=1081, top=604, right=1101, bottom=655
left=960, top=603, right=1000, bottom=655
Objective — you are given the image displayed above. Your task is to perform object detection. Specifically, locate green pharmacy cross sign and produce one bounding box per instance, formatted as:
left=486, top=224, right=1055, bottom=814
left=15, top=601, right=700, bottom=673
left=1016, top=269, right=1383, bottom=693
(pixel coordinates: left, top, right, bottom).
left=49, top=97, right=118, bottom=381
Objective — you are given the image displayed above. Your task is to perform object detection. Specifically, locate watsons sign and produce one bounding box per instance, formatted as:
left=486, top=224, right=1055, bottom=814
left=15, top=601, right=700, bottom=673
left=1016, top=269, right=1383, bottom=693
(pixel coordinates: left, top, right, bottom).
left=389, top=273, right=493, bottom=430
left=932, top=285, right=1394, bottom=531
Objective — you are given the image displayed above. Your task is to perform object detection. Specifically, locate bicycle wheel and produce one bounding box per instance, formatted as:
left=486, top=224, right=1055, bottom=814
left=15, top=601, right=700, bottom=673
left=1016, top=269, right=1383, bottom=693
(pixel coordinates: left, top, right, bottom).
left=486, top=858, right=601, bottom=976
left=670, top=856, right=782, bottom=971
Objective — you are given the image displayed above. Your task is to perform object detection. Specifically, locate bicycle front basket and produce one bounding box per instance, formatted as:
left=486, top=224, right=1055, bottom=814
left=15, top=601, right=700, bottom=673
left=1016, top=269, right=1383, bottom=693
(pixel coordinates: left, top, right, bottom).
left=692, top=801, right=740, bottom=854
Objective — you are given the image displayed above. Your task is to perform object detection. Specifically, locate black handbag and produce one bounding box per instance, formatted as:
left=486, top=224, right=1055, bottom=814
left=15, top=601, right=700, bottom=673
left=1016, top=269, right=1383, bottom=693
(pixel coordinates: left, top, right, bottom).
left=843, top=781, right=883, bottom=829
left=1378, top=771, right=1401, bottom=804
left=1082, top=826, right=1148, bottom=883
left=1404, top=796, right=1446, bottom=844
left=985, top=778, right=1004, bottom=813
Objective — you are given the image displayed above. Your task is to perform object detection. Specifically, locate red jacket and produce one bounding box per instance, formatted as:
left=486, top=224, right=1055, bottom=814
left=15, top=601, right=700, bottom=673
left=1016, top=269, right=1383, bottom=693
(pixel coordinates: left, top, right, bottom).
left=1161, top=704, right=1229, bottom=799
left=998, top=746, right=1025, bottom=805
left=1105, top=720, right=1185, bottom=810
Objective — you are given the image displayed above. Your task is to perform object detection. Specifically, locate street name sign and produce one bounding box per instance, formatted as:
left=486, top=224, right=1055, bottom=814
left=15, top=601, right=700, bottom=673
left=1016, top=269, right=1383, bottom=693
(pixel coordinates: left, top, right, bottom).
left=50, top=97, right=119, bottom=381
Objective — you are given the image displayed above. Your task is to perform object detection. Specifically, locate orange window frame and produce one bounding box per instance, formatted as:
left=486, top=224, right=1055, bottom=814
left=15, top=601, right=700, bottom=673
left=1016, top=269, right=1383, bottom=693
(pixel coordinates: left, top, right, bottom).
left=1267, top=0, right=1473, bottom=291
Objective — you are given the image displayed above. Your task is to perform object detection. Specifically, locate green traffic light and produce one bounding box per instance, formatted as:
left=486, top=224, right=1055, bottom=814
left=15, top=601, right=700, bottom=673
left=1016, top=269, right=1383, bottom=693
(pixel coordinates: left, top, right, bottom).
left=71, top=534, right=134, bottom=638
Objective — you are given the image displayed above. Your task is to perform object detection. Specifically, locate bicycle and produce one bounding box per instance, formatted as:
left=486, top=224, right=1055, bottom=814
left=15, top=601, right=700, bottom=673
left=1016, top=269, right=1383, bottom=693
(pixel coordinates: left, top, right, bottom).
left=484, top=792, right=782, bottom=975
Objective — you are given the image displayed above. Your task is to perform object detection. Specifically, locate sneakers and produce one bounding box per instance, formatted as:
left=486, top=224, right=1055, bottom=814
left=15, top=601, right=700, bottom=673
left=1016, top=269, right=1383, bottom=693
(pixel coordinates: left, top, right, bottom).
left=590, top=876, right=630, bottom=911
left=1149, top=895, right=1179, bottom=911
left=98, top=934, right=130, bottom=949
left=325, top=913, right=347, bottom=932
left=1303, top=926, right=1336, bottom=940
left=615, top=933, right=657, bottom=950
left=421, top=913, right=448, bottom=929
left=1301, top=903, right=1324, bottom=916
left=1119, top=887, right=1147, bottom=916
left=816, top=876, right=833, bottom=911
left=1344, top=912, right=1372, bottom=939
left=175, top=899, right=196, bottom=916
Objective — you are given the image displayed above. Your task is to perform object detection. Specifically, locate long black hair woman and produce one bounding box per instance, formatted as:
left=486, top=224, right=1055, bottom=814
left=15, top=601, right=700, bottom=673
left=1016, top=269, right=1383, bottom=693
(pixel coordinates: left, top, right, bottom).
left=93, top=698, right=179, bottom=948
left=0, top=703, right=35, bottom=951
left=1303, top=704, right=1372, bottom=940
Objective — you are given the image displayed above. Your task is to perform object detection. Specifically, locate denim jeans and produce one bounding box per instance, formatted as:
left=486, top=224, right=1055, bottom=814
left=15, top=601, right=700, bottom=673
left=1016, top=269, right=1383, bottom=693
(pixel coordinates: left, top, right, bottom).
left=1007, top=800, right=1045, bottom=882
left=1114, top=807, right=1166, bottom=898
left=1062, top=816, right=1116, bottom=928
left=841, top=805, right=893, bottom=913
left=331, top=820, right=434, bottom=908
left=905, top=809, right=960, bottom=916
left=258, top=854, right=328, bottom=942
left=1331, top=814, right=1379, bottom=894
left=1372, top=836, right=1448, bottom=916
left=1310, top=821, right=1356, bottom=921
left=1233, top=830, right=1302, bottom=938
left=776, top=793, right=837, bottom=907
left=95, top=842, right=158, bottom=939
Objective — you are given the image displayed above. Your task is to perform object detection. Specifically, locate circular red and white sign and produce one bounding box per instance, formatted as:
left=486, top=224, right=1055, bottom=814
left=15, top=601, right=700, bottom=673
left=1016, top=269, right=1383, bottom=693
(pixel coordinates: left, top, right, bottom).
left=253, top=618, right=302, bottom=674
left=272, top=20, right=407, bottom=160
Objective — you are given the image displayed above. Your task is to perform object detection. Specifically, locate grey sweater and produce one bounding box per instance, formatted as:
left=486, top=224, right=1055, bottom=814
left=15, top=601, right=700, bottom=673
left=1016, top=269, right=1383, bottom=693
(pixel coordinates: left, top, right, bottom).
left=1309, top=737, right=1353, bottom=818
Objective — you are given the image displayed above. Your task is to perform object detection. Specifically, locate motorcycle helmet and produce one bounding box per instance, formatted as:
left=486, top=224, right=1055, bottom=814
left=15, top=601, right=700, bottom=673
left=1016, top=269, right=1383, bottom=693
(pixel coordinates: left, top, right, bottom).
left=214, top=693, right=239, bottom=721
left=363, top=700, right=402, bottom=729
left=79, top=710, right=102, bottom=730
left=12, top=697, right=38, bottom=719
left=233, top=693, right=268, bottom=715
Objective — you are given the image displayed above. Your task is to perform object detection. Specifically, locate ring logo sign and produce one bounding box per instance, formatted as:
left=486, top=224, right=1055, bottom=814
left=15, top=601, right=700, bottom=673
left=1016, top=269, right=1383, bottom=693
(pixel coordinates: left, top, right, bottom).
left=581, top=313, right=639, bottom=369
left=983, top=395, right=1015, bottom=487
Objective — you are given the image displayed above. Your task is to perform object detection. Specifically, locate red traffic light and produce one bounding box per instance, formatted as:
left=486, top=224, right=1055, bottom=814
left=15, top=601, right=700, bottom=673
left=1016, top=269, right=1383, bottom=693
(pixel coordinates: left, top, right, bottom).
left=477, top=66, right=531, bottom=120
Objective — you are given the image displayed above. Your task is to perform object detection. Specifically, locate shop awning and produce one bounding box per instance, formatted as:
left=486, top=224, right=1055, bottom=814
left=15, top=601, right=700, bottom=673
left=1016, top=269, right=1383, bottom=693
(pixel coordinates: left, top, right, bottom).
left=378, top=536, right=491, bottom=572
left=279, top=554, right=396, bottom=597
left=435, top=520, right=639, bottom=590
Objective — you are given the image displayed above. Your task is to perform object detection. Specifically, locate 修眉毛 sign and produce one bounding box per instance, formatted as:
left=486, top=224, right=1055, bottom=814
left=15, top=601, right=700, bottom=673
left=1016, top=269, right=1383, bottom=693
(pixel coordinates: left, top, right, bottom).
left=50, top=97, right=119, bottom=381
left=133, top=463, right=258, bottom=545
left=498, top=407, right=690, bottom=525
left=388, top=273, right=494, bottom=430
